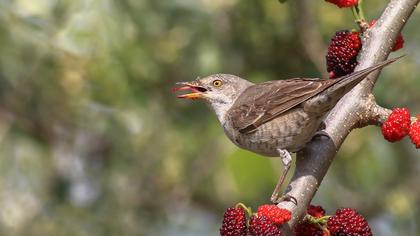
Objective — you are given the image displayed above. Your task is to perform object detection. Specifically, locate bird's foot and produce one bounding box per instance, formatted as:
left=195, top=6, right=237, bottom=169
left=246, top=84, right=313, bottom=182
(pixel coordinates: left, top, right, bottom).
left=270, top=193, right=297, bottom=205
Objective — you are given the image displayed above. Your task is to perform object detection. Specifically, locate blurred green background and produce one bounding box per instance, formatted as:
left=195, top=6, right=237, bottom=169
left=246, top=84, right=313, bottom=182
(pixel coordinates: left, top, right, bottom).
left=0, top=0, right=419, bottom=235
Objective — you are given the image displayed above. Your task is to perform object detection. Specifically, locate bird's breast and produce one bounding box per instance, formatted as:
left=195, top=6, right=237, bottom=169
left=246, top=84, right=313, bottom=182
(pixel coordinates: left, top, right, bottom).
left=223, top=108, right=323, bottom=157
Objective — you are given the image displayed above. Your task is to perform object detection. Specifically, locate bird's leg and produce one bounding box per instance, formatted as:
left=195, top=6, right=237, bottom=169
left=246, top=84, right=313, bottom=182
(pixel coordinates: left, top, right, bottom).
left=270, top=149, right=292, bottom=203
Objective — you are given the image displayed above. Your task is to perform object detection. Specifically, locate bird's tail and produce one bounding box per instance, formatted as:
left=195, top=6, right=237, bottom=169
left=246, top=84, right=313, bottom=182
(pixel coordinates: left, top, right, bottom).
left=305, top=56, right=403, bottom=113
left=334, top=55, right=403, bottom=89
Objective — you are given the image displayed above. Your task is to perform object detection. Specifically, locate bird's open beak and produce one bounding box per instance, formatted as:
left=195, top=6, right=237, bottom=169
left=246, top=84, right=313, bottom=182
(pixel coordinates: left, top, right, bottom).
left=172, top=82, right=207, bottom=99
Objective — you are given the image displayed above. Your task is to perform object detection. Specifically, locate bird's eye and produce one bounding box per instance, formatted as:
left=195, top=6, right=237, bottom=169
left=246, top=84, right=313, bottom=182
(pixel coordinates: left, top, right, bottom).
left=213, top=80, right=222, bottom=87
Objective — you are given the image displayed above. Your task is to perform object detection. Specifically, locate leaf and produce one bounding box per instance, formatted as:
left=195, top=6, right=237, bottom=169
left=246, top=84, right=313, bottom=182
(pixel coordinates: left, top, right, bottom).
left=278, top=0, right=288, bottom=3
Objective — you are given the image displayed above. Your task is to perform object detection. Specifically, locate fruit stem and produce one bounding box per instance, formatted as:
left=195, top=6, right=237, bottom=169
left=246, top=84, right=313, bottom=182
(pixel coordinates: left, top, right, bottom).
left=235, top=203, right=253, bottom=217
left=305, top=214, right=331, bottom=225
left=351, top=6, right=358, bottom=20
left=351, top=1, right=366, bottom=22
left=356, top=1, right=366, bottom=20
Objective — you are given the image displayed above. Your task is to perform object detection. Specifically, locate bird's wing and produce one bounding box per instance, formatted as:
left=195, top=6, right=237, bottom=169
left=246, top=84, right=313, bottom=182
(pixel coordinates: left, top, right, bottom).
left=228, top=78, right=336, bottom=133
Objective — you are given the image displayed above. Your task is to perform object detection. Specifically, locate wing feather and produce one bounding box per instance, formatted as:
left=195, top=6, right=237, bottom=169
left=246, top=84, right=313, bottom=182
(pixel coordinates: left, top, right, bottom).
left=228, top=78, right=336, bottom=133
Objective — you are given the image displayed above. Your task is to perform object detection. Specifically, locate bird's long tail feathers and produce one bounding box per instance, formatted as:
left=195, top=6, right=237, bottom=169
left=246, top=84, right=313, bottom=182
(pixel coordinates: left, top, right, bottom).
left=305, top=56, right=403, bottom=113
left=335, top=55, right=403, bottom=89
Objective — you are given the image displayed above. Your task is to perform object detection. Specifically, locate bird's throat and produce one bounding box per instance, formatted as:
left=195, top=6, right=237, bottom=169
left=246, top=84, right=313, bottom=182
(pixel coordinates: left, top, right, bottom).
left=207, top=101, right=233, bottom=125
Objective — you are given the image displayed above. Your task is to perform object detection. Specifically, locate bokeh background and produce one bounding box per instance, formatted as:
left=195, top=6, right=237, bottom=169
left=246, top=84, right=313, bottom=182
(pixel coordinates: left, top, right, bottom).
left=0, top=0, right=419, bottom=235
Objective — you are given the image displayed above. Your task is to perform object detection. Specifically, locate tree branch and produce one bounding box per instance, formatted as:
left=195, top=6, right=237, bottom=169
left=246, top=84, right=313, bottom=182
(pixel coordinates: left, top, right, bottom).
left=277, top=0, right=420, bottom=234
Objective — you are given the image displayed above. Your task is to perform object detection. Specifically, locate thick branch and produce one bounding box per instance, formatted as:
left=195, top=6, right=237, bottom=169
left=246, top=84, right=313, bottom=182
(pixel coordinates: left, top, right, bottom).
left=278, top=0, right=419, bottom=234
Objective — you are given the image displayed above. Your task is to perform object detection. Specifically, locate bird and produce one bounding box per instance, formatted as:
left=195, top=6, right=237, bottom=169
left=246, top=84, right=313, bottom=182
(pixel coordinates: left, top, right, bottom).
left=172, top=57, right=400, bottom=203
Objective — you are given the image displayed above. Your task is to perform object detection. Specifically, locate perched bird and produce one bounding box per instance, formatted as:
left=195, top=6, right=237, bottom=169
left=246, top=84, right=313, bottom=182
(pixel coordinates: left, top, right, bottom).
left=173, top=57, right=399, bottom=203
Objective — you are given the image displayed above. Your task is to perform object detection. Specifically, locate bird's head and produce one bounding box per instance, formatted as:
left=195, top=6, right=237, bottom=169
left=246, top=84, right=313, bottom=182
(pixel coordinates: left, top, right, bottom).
left=173, top=74, right=253, bottom=105
left=173, top=74, right=253, bottom=121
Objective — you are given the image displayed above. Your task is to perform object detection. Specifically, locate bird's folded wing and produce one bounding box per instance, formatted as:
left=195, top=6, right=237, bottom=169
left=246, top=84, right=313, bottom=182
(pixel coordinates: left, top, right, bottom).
left=228, top=78, right=335, bottom=134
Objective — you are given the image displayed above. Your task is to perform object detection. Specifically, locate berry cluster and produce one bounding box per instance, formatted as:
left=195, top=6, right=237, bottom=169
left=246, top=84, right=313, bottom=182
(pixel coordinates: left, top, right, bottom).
left=295, top=205, right=372, bottom=236
left=381, top=108, right=411, bottom=142
left=220, top=204, right=291, bottom=236
left=220, top=207, right=248, bottom=236
left=324, top=1, right=405, bottom=78
left=257, top=205, right=292, bottom=226
left=326, top=30, right=362, bottom=78
left=326, top=23, right=404, bottom=78
left=249, top=216, right=284, bottom=236
left=328, top=208, right=372, bottom=236
left=381, top=107, right=420, bottom=149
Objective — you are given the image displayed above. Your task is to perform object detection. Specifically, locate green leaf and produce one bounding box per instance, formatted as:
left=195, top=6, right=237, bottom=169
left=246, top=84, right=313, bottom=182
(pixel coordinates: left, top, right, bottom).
left=278, top=0, right=288, bottom=3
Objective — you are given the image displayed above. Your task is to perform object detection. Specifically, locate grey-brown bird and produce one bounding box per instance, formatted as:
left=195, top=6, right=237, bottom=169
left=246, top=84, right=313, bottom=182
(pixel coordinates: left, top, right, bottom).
left=173, top=57, right=399, bottom=203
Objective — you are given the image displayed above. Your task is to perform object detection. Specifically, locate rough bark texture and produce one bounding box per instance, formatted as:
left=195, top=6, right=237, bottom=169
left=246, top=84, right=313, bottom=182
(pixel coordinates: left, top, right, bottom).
left=277, top=0, right=420, bottom=235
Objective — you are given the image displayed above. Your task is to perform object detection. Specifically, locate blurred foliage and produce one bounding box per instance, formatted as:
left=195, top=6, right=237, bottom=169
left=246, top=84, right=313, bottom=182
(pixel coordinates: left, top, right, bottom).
left=0, top=0, right=418, bottom=235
